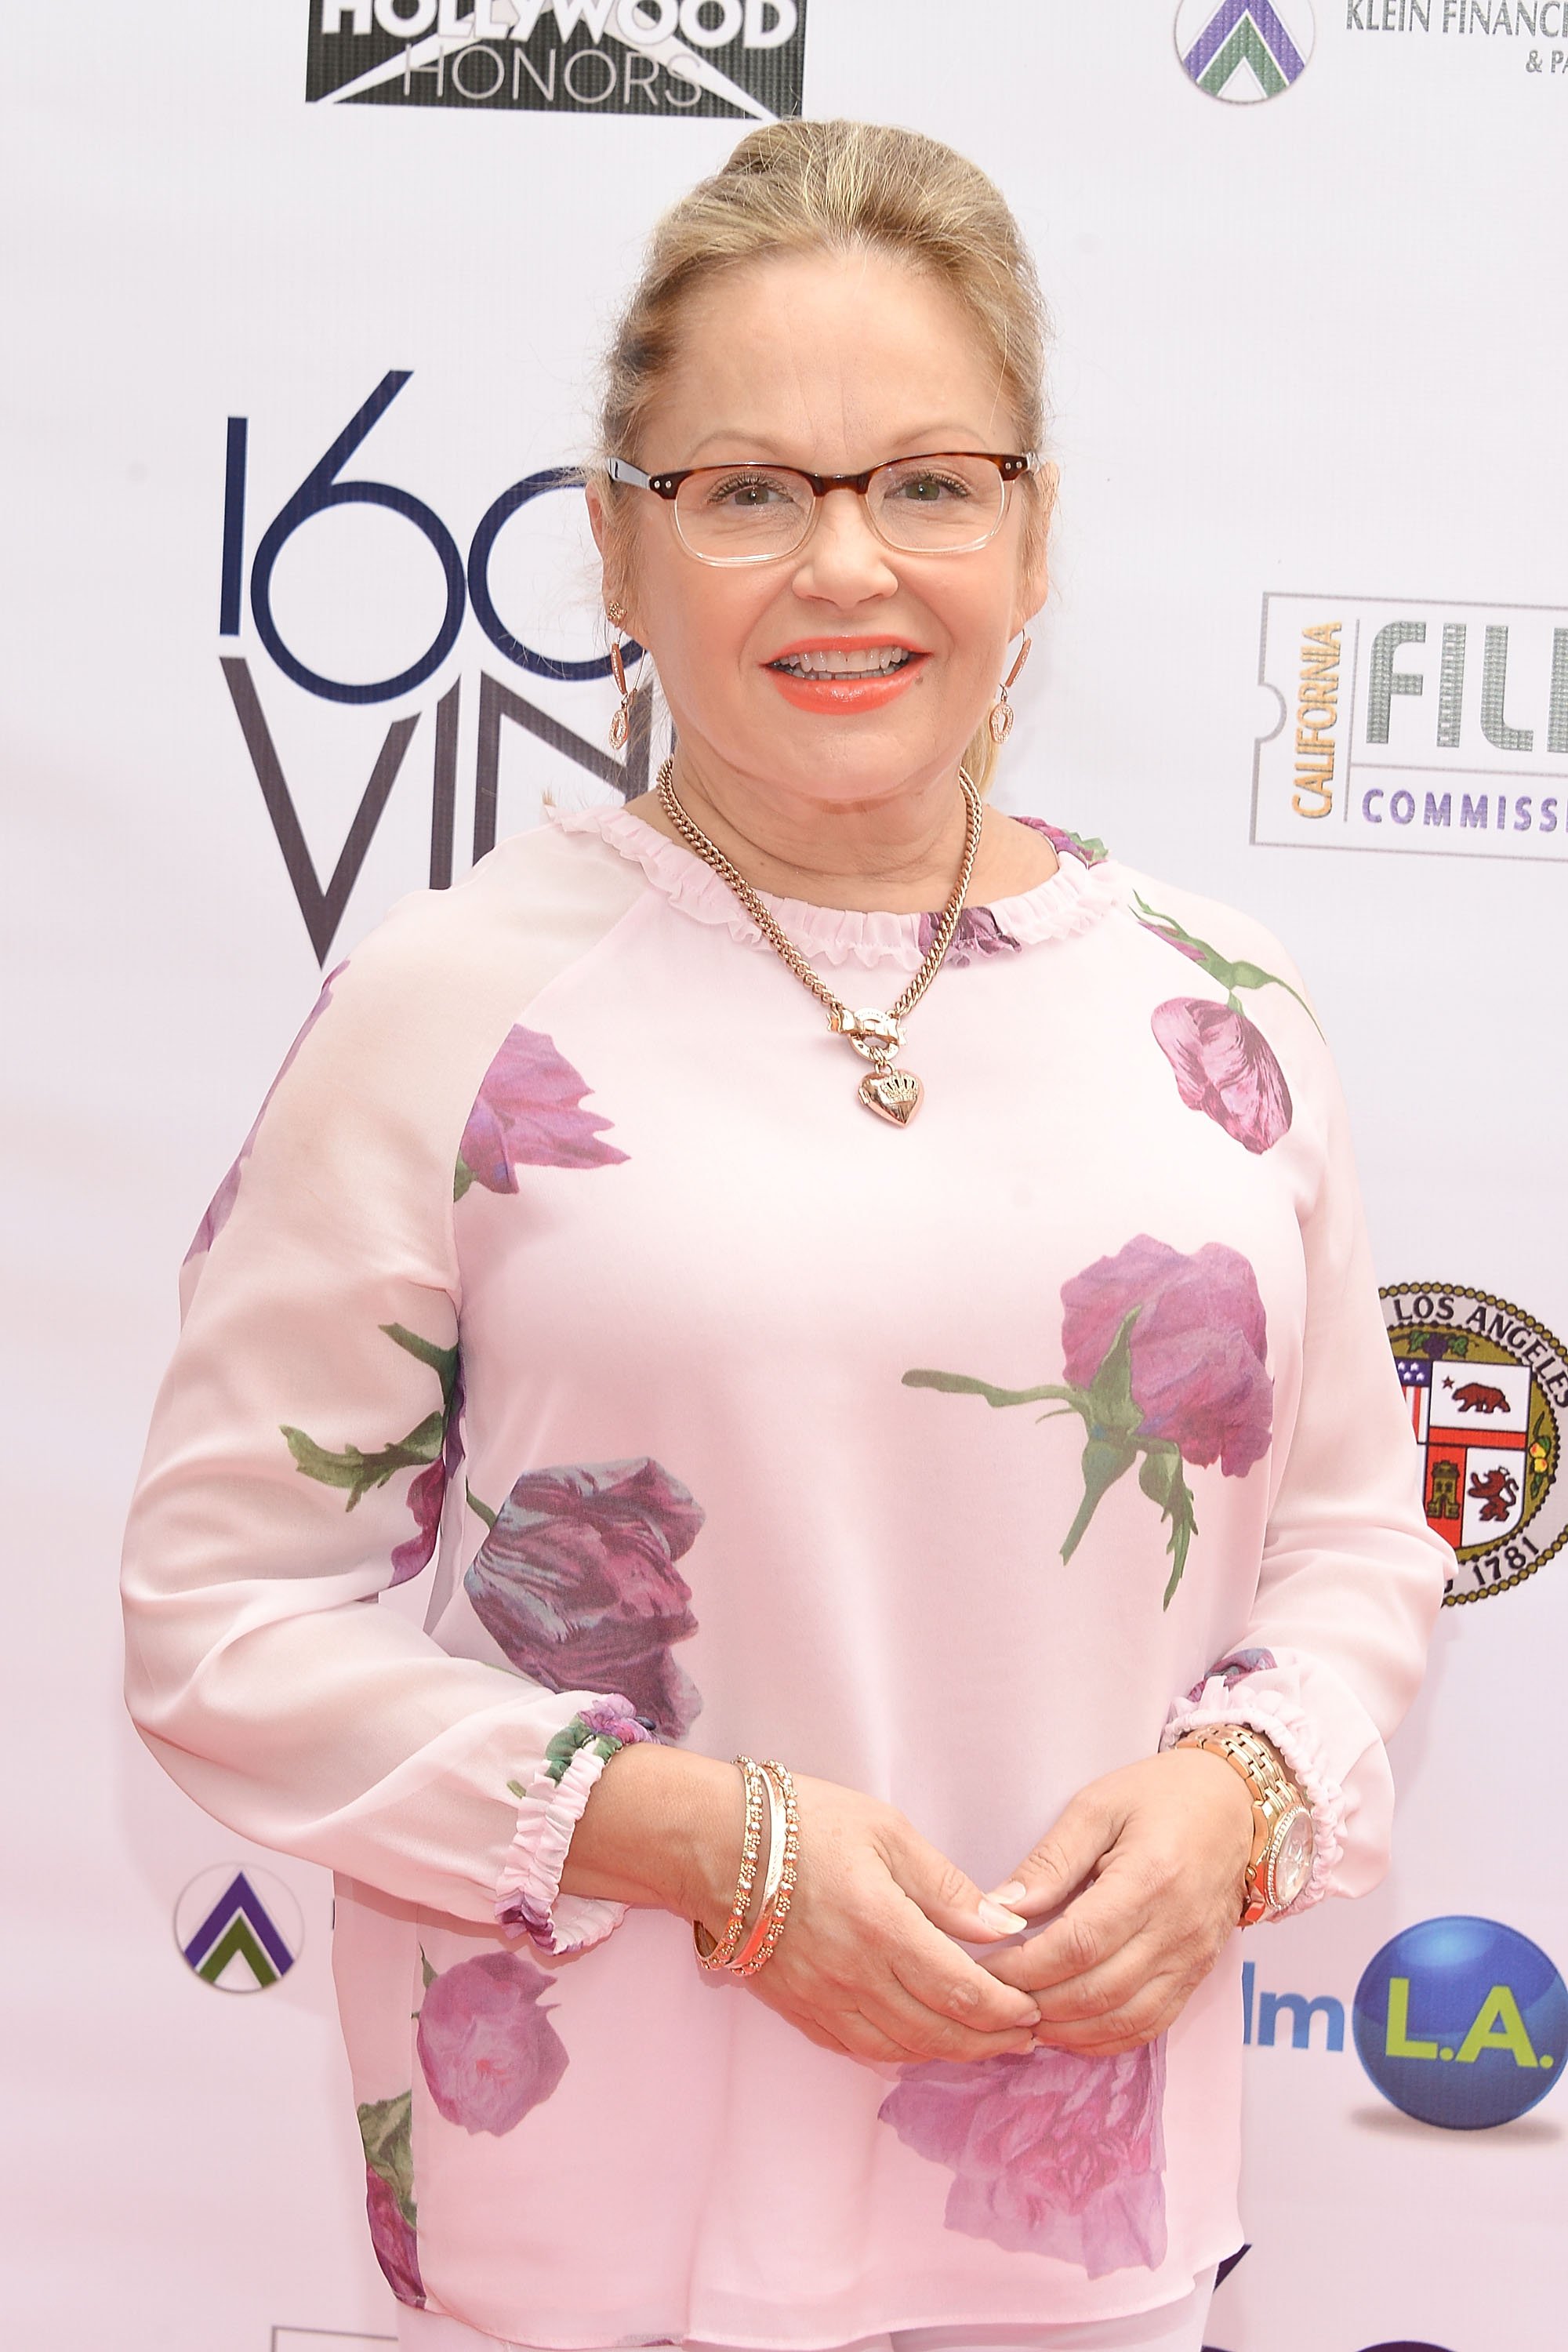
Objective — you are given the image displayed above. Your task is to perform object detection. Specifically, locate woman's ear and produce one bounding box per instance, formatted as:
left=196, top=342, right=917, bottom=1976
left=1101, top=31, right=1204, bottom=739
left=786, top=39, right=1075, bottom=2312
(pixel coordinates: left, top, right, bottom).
left=1012, top=459, right=1058, bottom=631
left=585, top=478, right=609, bottom=558
left=586, top=480, right=638, bottom=639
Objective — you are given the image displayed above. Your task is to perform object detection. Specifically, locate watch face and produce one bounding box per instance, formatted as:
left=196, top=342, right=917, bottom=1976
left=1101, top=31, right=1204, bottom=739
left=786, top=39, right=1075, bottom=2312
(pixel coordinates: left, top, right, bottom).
left=1265, top=1809, right=1316, bottom=1910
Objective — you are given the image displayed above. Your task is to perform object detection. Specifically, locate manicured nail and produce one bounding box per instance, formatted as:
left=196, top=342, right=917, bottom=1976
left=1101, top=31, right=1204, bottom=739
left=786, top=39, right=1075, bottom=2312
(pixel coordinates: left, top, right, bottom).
left=986, top=1880, right=1027, bottom=1907
left=978, top=1896, right=1029, bottom=1935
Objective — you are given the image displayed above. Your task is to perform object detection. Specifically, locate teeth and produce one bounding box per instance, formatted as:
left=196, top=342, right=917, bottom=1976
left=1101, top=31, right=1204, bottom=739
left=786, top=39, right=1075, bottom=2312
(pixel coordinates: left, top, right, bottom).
left=775, top=647, right=913, bottom=678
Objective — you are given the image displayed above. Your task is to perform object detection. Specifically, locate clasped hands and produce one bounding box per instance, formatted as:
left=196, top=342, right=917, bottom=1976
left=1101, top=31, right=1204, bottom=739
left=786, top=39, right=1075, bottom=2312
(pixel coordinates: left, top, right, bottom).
left=744, top=1748, right=1256, bottom=2067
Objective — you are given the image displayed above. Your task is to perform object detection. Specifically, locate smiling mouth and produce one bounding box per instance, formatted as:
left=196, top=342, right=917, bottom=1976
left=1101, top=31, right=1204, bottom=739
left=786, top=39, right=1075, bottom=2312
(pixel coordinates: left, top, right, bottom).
left=768, top=646, right=918, bottom=678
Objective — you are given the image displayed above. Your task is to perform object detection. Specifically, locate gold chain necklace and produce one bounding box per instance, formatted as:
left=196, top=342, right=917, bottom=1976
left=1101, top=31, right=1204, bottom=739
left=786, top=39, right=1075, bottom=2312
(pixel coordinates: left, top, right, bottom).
left=654, top=755, right=985, bottom=1127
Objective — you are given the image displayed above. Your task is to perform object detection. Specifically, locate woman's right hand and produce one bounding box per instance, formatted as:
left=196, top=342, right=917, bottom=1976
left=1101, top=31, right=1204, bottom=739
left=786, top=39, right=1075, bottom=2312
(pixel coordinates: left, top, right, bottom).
left=729, top=1770, right=1043, bottom=2063
left=564, top=1744, right=1040, bottom=2062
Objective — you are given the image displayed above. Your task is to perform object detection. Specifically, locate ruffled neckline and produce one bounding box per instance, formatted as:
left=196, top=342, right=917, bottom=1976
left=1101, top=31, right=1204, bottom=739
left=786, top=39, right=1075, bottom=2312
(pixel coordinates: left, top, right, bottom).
left=550, top=801, right=1123, bottom=974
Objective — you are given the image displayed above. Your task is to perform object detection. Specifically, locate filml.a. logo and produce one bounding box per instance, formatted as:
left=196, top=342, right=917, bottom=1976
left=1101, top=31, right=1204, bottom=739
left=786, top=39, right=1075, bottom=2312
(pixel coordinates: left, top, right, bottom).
left=1242, top=1958, right=1345, bottom=2051
left=1174, top=1, right=1314, bottom=100
left=175, top=1865, right=303, bottom=1992
left=1354, top=1916, right=1568, bottom=2129
left=1381, top=1283, right=1566, bottom=1604
left=1252, top=593, right=1568, bottom=862
left=307, top=1, right=807, bottom=119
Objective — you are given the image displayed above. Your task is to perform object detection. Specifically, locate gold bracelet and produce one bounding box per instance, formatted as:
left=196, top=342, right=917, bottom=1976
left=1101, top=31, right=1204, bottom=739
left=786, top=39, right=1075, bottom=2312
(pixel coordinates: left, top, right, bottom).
left=728, top=1759, right=786, bottom=1974
left=692, top=1755, right=766, bottom=1972
left=730, top=1760, right=800, bottom=1980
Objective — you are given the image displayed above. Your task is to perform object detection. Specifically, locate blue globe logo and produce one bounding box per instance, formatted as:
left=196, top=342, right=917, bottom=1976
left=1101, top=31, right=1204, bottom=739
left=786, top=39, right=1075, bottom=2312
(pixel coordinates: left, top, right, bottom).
left=1354, top=1916, right=1568, bottom=2129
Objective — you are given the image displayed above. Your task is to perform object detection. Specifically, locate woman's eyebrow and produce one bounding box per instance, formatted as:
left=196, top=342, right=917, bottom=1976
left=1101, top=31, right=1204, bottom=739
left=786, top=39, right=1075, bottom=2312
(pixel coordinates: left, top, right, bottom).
left=675, top=425, right=999, bottom=465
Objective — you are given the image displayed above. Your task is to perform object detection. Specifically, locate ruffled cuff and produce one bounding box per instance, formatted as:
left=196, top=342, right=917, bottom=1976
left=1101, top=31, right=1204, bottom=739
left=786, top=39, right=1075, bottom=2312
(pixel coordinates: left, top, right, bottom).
left=1160, top=1653, right=1345, bottom=1916
left=495, top=1698, right=654, bottom=1956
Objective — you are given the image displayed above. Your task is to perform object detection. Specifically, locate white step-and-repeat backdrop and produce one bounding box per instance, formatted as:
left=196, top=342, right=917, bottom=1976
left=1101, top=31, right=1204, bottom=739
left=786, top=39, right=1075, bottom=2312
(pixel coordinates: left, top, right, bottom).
left=6, top=6, right=1565, bottom=2348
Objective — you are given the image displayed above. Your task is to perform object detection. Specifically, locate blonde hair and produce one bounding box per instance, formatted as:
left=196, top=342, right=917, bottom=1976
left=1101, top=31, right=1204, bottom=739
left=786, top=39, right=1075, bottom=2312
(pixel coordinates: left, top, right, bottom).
left=593, top=118, right=1052, bottom=789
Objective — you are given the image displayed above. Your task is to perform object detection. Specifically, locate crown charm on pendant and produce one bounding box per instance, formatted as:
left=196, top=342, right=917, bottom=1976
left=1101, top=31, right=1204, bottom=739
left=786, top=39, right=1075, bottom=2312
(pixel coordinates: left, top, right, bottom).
left=858, top=1067, right=923, bottom=1126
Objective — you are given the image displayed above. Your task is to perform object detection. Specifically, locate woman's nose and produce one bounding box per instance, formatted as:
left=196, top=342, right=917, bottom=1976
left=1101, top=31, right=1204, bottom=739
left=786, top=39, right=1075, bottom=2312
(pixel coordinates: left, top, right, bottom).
left=789, top=488, right=900, bottom=601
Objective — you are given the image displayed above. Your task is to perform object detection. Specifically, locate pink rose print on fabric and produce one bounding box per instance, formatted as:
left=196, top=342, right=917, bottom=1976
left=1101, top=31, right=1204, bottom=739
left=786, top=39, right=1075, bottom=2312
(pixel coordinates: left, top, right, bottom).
left=417, top=1950, right=569, bottom=2136
left=390, top=1352, right=465, bottom=1584
left=1185, top=1646, right=1278, bottom=1706
left=358, top=2090, right=423, bottom=2307
left=1014, top=813, right=1109, bottom=868
left=184, top=961, right=346, bottom=1263
left=539, top=1697, right=653, bottom=1787
left=456, top=1023, right=628, bottom=1199
left=1134, top=894, right=1321, bottom=1156
left=282, top=1323, right=462, bottom=1588
left=1059, top=1236, right=1272, bottom=1477
left=878, top=2042, right=1167, bottom=2276
left=465, top=1458, right=704, bottom=1738
left=905, top=1235, right=1271, bottom=1607
left=915, top=906, right=1023, bottom=967
left=1150, top=998, right=1293, bottom=1157
left=365, top=2165, right=424, bottom=2305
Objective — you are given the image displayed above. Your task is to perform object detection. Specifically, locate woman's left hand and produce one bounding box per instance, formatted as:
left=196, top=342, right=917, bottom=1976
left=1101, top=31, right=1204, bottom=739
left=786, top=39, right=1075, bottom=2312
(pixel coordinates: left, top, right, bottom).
left=977, top=1748, right=1257, bottom=2056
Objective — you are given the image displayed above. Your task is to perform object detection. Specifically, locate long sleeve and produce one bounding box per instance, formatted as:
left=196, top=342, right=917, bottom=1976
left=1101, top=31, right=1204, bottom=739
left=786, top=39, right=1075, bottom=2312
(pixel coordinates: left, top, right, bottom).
left=121, top=832, right=650, bottom=1952
left=1160, top=1004, right=1450, bottom=1911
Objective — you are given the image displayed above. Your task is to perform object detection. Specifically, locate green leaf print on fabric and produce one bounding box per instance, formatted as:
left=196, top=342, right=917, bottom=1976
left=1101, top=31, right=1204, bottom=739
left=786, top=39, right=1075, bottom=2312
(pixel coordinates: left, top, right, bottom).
left=905, top=1236, right=1271, bottom=1609
left=358, top=2090, right=417, bottom=2230
left=358, top=2088, right=424, bottom=2306
left=1132, top=895, right=1319, bottom=1029
left=281, top=1323, right=464, bottom=1586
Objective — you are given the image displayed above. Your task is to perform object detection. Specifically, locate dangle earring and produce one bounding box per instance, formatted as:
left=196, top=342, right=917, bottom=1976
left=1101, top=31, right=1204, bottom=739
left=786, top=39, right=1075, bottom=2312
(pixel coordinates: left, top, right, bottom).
left=988, top=633, right=1033, bottom=746
left=607, top=601, right=634, bottom=750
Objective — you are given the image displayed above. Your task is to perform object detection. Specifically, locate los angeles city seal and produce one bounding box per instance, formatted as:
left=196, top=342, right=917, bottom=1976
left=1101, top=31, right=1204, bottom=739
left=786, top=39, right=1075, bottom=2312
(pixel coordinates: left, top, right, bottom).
left=1381, top=1283, right=1567, bottom=1605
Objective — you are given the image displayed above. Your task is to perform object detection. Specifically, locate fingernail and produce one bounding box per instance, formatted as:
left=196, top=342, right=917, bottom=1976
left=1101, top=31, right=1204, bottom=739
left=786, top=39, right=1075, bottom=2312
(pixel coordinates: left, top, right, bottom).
left=986, top=1880, right=1027, bottom=1907
left=978, top=1896, right=1029, bottom=1934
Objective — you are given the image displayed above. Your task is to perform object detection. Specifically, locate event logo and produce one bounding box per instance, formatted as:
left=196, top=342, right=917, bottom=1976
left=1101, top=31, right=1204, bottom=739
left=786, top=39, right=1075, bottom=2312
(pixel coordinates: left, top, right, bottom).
left=174, top=1865, right=303, bottom=1993
left=1174, top=1, right=1315, bottom=100
left=1381, top=1282, right=1566, bottom=1604
left=306, top=0, right=807, bottom=118
left=1353, top=1916, right=1568, bottom=2129
left=1242, top=1958, right=1345, bottom=2050
left=1253, top=593, right=1568, bottom=862
left=220, top=370, right=659, bottom=961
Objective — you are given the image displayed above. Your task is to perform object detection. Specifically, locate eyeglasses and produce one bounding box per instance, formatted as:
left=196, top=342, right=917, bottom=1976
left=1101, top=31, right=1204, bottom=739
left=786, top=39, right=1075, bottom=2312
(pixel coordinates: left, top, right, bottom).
left=604, top=450, right=1035, bottom=565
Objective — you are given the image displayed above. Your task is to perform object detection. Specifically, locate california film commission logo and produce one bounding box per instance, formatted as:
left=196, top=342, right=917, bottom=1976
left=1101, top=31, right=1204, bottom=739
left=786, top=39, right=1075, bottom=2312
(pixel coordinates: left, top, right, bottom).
left=174, top=1865, right=303, bottom=1993
left=1253, top=593, right=1568, bottom=862
left=1174, top=2, right=1315, bottom=100
left=1381, top=1282, right=1567, bottom=1603
left=306, top=0, right=807, bottom=118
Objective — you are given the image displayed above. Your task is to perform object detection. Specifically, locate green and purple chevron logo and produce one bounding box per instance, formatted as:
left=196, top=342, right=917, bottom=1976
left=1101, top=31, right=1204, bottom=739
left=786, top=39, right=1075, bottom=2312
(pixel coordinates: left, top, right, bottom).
left=174, top=1864, right=303, bottom=1994
left=1174, top=1, right=1315, bottom=102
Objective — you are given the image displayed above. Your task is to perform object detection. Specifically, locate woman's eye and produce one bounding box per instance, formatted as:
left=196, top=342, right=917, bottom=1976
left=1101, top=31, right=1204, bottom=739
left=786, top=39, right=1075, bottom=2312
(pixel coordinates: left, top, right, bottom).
left=891, top=472, right=970, bottom=503
left=709, top=475, right=789, bottom=507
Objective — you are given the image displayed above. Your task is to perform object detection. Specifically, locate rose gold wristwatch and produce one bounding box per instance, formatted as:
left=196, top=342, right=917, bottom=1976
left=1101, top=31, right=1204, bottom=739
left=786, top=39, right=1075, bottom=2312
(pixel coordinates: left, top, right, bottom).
left=1177, top=1725, right=1316, bottom=1926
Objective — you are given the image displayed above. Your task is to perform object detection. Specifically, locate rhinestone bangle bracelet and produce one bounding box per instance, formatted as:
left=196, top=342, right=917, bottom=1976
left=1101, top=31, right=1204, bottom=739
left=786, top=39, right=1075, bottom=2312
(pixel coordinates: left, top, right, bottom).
left=691, top=1755, right=799, bottom=1980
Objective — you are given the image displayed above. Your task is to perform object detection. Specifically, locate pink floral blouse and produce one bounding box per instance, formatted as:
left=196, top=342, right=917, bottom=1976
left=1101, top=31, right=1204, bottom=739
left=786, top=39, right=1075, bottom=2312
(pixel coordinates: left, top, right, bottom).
left=121, top=803, right=1447, bottom=2349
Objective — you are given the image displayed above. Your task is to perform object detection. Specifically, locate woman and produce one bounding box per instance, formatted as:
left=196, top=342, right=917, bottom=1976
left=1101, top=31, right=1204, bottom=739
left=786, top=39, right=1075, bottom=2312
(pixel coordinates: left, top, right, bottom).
left=122, top=121, right=1447, bottom=2352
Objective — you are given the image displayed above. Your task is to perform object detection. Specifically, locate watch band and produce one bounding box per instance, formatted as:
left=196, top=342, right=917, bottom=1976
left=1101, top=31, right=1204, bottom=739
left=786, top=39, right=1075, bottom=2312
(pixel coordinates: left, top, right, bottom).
left=1175, top=1725, right=1315, bottom=1926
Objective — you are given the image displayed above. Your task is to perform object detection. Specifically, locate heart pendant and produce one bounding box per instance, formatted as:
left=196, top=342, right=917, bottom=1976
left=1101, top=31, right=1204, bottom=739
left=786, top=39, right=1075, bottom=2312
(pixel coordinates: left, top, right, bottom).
left=858, top=1067, right=923, bottom=1127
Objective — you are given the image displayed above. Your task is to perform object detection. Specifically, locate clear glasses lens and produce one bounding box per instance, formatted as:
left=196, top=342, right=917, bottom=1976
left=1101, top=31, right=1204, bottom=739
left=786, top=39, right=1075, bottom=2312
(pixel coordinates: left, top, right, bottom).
left=671, top=457, right=1007, bottom=561
left=869, top=456, right=1007, bottom=550
left=673, top=466, right=815, bottom=560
